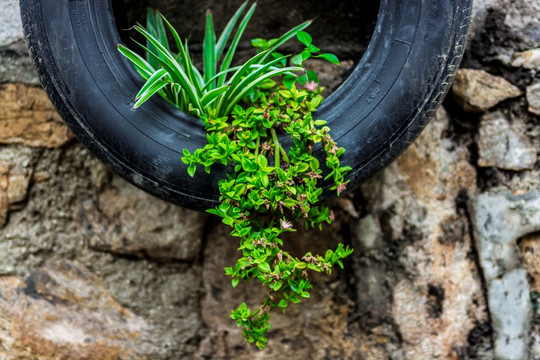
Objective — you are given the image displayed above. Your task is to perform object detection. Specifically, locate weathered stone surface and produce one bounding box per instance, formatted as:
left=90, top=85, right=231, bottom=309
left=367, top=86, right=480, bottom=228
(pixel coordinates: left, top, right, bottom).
left=0, top=0, right=40, bottom=85
left=78, top=171, right=207, bottom=261
left=451, top=69, right=522, bottom=112
left=526, top=82, right=540, bottom=115
left=356, top=107, right=489, bottom=359
left=0, top=83, right=74, bottom=148
left=511, top=48, right=540, bottom=70
left=469, top=190, right=540, bottom=360
left=0, top=260, right=159, bottom=359
left=476, top=112, right=537, bottom=171
left=0, top=163, right=8, bottom=226
left=519, top=233, right=540, bottom=292
left=0, top=0, right=23, bottom=48
left=0, top=146, right=34, bottom=226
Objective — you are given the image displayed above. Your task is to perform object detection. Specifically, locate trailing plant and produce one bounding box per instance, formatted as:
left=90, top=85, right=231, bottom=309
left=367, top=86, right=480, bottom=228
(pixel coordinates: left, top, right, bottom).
left=119, top=1, right=352, bottom=349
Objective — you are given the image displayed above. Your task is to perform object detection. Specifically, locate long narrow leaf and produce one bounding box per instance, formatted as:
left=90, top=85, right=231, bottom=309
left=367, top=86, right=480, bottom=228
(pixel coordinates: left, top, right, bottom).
left=145, top=10, right=170, bottom=68
left=217, top=2, right=257, bottom=87
left=134, top=80, right=169, bottom=108
left=184, top=39, right=205, bottom=92
left=132, top=30, right=203, bottom=113
left=201, top=84, right=231, bottom=108
left=225, top=67, right=301, bottom=115
left=203, top=10, right=217, bottom=90
left=216, top=0, right=249, bottom=63
left=135, top=68, right=168, bottom=100
left=214, top=49, right=271, bottom=112
left=117, top=44, right=155, bottom=79
left=203, top=64, right=297, bottom=91
left=261, top=20, right=312, bottom=62
left=222, top=66, right=303, bottom=116
left=160, top=14, right=204, bottom=97
left=222, top=54, right=290, bottom=105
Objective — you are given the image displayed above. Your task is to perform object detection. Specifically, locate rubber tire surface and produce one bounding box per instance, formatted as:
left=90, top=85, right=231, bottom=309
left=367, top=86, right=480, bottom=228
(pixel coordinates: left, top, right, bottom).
left=20, top=0, right=472, bottom=211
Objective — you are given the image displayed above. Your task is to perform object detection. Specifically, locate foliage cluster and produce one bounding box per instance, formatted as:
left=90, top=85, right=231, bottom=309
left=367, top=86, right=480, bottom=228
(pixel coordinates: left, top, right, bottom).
left=119, top=1, right=352, bottom=349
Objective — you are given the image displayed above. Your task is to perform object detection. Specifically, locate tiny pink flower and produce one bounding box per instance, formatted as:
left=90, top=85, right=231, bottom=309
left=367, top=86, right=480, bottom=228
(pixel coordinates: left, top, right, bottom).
left=280, top=218, right=293, bottom=230
left=329, top=210, right=335, bottom=222
left=304, top=80, right=319, bottom=92
left=337, top=182, right=347, bottom=195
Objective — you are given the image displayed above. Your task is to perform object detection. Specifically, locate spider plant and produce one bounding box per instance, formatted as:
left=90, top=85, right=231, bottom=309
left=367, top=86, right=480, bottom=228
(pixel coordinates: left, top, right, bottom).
left=118, top=1, right=310, bottom=118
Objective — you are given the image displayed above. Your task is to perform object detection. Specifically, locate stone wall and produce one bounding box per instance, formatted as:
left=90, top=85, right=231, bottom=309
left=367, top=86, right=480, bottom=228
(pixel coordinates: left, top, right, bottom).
left=0, top=1, right=539, bottom=359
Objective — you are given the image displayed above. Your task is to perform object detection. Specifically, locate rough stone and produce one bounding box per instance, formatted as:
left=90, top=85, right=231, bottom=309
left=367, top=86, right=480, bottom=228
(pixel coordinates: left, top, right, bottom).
left=488, top=269, right=533, bottom=360
left=0, top=83, right=74, bottom=148
left=0, top=147, right=34, bottom=227
left=0, top=164, right=8, bottom=226
left=526, top=82, right=540, bottom=116
left=356, top=107, right=488, bottom=359
left=0, top=0, right=24, bottom=48
left=519, top=233, right=540, bottom=292
left=476, top=112, right=537, bottom=171
left=0, top=260, right=160, bottom=359
left=78, top=172, right=207, bottom=261
left=511, top=48, right=540, bottom=70
left=451, top=69, right=522, bottom=113
left=469, top=190, right=540, bottom=360
left=0, top=0, right=40, bottom=85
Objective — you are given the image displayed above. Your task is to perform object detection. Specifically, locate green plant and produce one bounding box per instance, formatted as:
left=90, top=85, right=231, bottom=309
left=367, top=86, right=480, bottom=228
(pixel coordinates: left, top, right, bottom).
left=119, top=2, right=352, bottom=349
left=118, top=2, right=337, bottom=118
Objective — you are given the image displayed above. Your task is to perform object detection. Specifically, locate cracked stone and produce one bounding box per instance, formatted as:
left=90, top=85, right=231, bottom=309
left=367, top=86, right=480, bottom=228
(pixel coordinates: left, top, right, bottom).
left=526, top=82, right=540, bottom=116
left=511, top=48, right=540, bottom=70
left=0, top=83, right=74, bottom=148
left=476, top=112, right=537, bottom=171
left=0, top=260, right=160, bottom=359
left=469, top=190, right=540, bottom=360
left=451, top=69, right=522, bottom=113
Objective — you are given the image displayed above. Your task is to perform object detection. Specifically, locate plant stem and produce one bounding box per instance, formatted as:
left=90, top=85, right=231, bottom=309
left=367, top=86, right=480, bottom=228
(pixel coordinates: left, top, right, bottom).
left=255, top=136, right=260, bottom=158
left=271, top=128, right=280, bottom=168
left=270, top=128, right=289, bottom=167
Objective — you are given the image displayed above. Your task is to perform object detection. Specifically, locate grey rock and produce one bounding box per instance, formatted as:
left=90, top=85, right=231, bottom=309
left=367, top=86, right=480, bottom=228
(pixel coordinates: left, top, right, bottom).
left=452, top=69, right=521, bottom=113
left=0, top=0, right=24, bottom=48
left=469, top=190, right=540, bottom=360
left=526, top=82, right=540, bottom=116
left=489, top=269, right=532, bottom=360
left=477, top=112, right=537, bottom=171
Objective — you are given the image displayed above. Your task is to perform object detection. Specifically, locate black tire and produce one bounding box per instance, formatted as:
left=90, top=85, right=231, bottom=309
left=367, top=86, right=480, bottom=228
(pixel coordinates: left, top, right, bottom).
left=20, top=0, right=471, bottom=211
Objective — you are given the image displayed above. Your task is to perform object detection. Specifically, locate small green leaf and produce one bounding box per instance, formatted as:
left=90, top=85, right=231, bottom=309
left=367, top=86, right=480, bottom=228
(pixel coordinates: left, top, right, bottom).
left=261, top=175, right=269, bottom=188
left=187, top=163, right=196, bottom=177
left=259, top=262, right=271, bottom=273
left=232, top=277, right=240, bottom=288
left=297, top=31, right=312, bottom=46
left=251, top=37, right=268, bottom=49
left=291, top=53, right=304, bottom=66
left=317, top=53, right=340, bottom=65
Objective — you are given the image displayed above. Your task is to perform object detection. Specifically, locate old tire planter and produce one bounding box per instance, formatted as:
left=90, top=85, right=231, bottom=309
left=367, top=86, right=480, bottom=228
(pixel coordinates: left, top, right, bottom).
left=21, top=0, right=472, bottom=211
